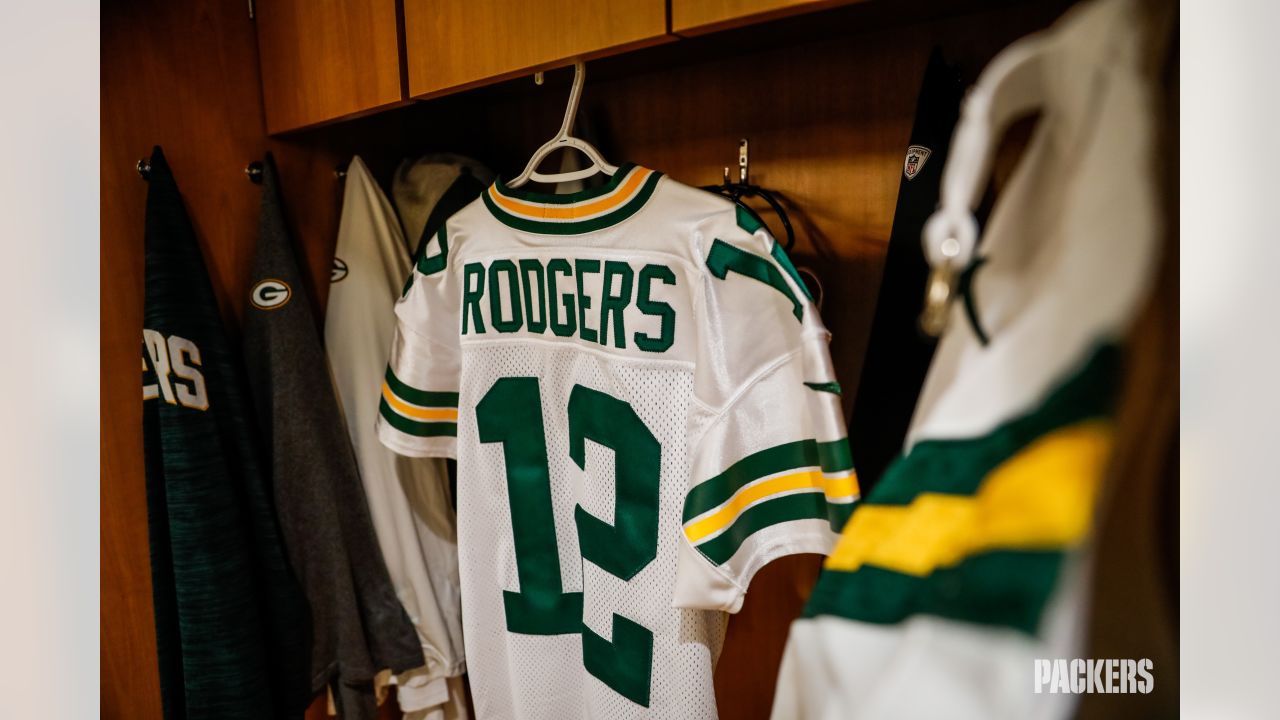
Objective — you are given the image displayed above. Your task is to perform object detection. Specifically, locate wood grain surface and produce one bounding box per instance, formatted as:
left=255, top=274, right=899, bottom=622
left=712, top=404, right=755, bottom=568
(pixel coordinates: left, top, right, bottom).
left=256, top=0, right=408, bottom=133
left=102, top=0, right=269, bottom=716
left=403, top=0, right=671, bottom=99
left=671, top=0, right=864, bottom=36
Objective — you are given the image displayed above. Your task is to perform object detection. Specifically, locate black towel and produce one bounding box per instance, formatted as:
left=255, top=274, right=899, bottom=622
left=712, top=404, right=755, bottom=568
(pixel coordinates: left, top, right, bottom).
left=142, top=146, right=311, bottom=719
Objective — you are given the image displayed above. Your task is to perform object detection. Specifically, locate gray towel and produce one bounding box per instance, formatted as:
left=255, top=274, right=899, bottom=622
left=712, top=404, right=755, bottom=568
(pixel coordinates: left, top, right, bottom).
left=242, top=154, right=425, bottom=719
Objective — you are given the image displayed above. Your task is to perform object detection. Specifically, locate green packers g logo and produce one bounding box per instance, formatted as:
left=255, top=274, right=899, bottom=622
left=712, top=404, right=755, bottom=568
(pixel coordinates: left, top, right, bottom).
left=250, top=279, right=292, bottom=310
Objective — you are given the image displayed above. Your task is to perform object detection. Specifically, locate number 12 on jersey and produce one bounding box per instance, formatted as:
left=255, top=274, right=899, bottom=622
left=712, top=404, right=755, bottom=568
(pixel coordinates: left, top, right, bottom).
left=477, top=377, right=661, bottom=707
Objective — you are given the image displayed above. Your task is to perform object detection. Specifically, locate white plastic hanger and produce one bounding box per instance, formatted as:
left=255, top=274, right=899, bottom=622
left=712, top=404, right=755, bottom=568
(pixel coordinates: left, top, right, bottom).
left=918, top=29, right=1059, bottom=335
left=508, top=62, right=619, bottom=188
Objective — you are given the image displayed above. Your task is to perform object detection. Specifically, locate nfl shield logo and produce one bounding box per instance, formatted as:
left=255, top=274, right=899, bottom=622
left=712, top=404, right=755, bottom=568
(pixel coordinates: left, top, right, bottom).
left=903, top=145, right=932, bottom=181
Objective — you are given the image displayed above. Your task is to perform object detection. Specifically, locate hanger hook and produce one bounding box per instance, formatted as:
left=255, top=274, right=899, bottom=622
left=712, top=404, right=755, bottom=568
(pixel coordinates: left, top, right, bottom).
left=555, top=62, right=587, bottom=141
left=918, top=209, right=979, bottom=336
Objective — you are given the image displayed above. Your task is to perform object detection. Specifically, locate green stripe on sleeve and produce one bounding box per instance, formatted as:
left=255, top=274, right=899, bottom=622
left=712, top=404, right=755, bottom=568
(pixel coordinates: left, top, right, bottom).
left=870, top=344, right=1118, bottom=506
left=817, top=438, right=853, bottom=473
left=683, top=440, right=819, bottom=522
left=826, top=501, right=856, bottom=533
left=379, top=399, right=458, bottom=437
left=384, top=366, right=459, bottom=407
left=696, top=492, right=828, bottom=565
left=796, top=345, right=1121, bottom=633
left=802, top=549, right=1065, bottom=635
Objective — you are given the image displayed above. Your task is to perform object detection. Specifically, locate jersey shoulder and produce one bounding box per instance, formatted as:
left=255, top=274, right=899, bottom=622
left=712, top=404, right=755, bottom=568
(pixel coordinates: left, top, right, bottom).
left=643, top=175, right=777, bottom=267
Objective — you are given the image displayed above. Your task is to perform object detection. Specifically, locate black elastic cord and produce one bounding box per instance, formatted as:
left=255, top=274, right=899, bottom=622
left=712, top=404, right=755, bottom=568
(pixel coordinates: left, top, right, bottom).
left=957, top=256, right=990, bottom=346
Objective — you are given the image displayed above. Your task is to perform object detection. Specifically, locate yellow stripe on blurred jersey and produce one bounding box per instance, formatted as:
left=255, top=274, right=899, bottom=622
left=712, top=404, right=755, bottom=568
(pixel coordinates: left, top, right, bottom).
left=826, top=421, right=1112, bottom=575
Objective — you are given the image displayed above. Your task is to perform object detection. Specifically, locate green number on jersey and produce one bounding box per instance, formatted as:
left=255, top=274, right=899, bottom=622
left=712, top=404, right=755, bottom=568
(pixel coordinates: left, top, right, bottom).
left=476, top=377, right=583, bottom=634
left=705, top=238, right=803, bottom=321
left=477, top=378, right=660, bottom=707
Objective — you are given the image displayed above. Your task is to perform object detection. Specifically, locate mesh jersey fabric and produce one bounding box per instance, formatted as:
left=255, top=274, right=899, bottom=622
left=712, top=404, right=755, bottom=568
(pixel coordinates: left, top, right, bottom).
left=376, top=165, right=856, bottom=719
left=325, top=157, right=468, bottom=715
left=772, top=0, right=1164, bottom=717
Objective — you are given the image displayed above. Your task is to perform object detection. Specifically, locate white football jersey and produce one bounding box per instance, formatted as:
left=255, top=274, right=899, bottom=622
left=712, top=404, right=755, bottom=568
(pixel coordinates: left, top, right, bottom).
left=772, top=1, right=1162, bottom=718
left=377, top=164, right=857, bottom=719
left=325, top=157, right=467, bottom=715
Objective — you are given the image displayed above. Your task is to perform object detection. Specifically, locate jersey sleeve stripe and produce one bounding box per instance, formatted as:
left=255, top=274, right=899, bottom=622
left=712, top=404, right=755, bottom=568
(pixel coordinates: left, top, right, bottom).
left=381, top=383, right=459, bottom=421
left=684, top=438, right=857, bottom=523
left=818, top=438, right=854, bottom=473
left=825, top=420, right=1110, bottom=576
left=379, top=398, right=459, bottom=437
left=802, top=346, right=1120, bottom=629
left=683, top=439, right=816, bottom=522
left=694, top=493, right=829, bottom=565
left=803, top=551, right=1064, bottom=633
left=684, top=469, right=826, bottom=542
left=384, top=366, right=459, bottom=407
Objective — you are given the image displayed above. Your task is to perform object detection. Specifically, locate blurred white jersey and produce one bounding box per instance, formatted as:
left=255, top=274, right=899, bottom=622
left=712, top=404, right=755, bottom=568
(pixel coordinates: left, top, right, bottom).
left=772, top=0, right=1163, bottom=718
left=377, top=165, right=857, bottom=719
left=326, top=157, right=466, bottom=715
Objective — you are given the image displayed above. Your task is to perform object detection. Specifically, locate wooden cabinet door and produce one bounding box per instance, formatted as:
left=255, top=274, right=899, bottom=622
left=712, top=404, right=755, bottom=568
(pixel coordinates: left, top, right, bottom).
left=404, top=0, right=670, bottom=99
left=671, top=0, right=863, bottom=36
left=256, top=0, right=407, bottom=133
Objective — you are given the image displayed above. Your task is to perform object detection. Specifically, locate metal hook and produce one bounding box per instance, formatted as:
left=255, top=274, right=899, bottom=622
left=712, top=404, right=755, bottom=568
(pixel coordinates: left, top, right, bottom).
left=334, top=166, right=347, bottom=181
left=700, top=138, right=796, bottom=251
left=245, top=161, right=264, bottom=183
left=918, top=207, right=979, bottom=337
left=136, top=159, right=151, bottom=180
left=919, top=262, right=957, bottom=337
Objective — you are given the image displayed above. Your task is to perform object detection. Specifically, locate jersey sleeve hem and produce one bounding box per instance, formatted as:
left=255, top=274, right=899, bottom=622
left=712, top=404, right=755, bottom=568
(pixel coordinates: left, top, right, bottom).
left=376, top=416, right=458, bottom=460
left=715, top=522, right=835, bottom=608
left=673, top=524, right=836, bottom=613
left=673, top=534, right=747, bottom=612
left=393, top=658, right=467, bottom=712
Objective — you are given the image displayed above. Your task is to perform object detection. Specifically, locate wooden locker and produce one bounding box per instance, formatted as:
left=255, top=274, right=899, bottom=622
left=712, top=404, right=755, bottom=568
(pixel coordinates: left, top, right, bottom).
left=403, top=0, right=671, bottom=98
left=256, top=0, right=407, bottom=133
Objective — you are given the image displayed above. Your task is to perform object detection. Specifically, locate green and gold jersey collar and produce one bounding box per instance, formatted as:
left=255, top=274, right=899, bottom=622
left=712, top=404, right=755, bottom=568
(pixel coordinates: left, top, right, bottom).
left=482, top=163, right=663, bottom=235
